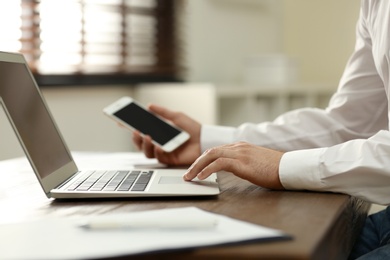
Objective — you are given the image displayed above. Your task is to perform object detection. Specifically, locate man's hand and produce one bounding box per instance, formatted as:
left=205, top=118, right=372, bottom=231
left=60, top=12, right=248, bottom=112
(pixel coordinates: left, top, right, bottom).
left=184, top=142, right=285, bottom=190
left=132, top=104, right=202, bottom=166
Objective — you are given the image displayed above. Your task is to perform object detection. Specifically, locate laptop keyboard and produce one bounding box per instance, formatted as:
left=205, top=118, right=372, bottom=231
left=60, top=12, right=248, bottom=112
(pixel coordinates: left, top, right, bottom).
left=66, top=170, right=154, bottom=192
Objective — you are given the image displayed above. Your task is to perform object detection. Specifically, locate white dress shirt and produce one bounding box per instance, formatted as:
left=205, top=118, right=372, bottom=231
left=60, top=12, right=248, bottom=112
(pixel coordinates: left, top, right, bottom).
left=201, top=0, right=390, bottom=205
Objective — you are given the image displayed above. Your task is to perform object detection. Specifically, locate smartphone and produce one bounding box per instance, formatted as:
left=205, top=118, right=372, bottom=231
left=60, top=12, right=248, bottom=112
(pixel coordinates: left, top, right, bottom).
left=103, top=96, right=190, bottom=152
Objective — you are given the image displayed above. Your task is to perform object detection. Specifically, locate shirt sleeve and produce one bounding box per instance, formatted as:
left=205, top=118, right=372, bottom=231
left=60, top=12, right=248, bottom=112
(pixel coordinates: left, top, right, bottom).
left=209, top=4, right=386, bottom=152
left=201, top=125, right=236, bottom=152
left=279, top=5, right=390, bottom=205
left=201, top=4, right=390, bottom=204
left=280, top=130, right=390, bottom=205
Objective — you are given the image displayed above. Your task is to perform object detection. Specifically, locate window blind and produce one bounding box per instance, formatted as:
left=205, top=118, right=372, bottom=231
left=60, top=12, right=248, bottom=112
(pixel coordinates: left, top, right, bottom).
left=0, top=0, right=182, bottom=85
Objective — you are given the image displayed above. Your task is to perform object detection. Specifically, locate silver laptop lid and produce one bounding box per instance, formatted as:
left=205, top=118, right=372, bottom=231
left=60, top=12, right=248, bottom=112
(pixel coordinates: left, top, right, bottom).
left=0, top=52, right=78, bottom=197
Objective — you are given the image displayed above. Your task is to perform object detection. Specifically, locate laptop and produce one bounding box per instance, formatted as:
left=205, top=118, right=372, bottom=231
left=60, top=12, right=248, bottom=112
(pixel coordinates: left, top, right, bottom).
left=0, top=51, right=220, bottom=199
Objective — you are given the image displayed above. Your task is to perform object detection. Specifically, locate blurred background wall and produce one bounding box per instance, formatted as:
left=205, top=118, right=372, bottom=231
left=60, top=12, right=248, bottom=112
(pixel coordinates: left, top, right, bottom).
left=0, top=0, right=361, bottom=159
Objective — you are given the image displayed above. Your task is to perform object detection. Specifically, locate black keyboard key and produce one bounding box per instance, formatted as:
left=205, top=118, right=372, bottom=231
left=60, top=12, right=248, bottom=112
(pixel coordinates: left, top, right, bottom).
left=116, top=171, right=141, bottom=191
left=117, top=181, right=135, bottom=191
left=90, top=171, right=117, bottom=191
left=76, top=171, right=105, bottom=191
left=67, top=171, right=94, bottom=191
left=131, top=184, right=147, bottom=191
left=67, top=170, right=153, bottom=192
left=135, top=171, right=153, bottom=184
left=130, top=171, right=154, bottom=191
left=103, top=171, right=128, bottom=191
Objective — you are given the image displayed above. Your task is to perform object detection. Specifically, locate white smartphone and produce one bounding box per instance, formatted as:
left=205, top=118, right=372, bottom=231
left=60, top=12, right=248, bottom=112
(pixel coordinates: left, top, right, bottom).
left=103, top=96, right=190, bottom=152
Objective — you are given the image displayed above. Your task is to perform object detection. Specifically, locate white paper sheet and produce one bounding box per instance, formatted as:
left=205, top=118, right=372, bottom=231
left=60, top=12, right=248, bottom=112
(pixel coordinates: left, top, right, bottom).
left=0, top=152, right=166, bottom=175
left=72, top=151, right=168, bottom=169
left=0, top=207, right=289, bottom=260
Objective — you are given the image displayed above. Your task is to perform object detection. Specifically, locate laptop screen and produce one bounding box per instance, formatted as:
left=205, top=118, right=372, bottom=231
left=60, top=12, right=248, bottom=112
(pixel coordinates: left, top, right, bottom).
left=0, top=61, right=72, bottom=179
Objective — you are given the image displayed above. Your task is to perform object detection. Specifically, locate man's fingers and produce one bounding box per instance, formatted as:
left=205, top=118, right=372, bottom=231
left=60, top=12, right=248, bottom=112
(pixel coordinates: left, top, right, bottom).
left=132, top=131, right=142, bottom=150
left=197, top=157, right=237, bottom=179
left=184, top=146, right=235, bottom=180
left=148, top=104, right=175, bottom=121
left=142, top=135, right=155, bottom=158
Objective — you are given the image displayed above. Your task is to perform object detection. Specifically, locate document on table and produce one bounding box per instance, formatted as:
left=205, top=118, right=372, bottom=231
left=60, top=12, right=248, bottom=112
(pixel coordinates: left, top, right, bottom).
left=0, top=207, right=290, bottom=260
left=72, top=151, right=168, bottom=169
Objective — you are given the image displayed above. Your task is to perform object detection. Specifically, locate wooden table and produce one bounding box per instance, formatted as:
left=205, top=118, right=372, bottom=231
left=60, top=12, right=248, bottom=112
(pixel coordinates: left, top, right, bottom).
left=0, top=154, right=370, bottom=260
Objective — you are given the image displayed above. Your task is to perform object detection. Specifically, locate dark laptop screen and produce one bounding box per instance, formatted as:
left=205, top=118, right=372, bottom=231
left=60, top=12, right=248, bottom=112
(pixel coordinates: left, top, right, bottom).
left=0, top=61, right=72, bottom=179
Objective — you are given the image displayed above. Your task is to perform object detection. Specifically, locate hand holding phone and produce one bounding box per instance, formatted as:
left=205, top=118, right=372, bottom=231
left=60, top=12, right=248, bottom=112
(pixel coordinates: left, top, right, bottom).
left=103, top=97, right=190, bottom=152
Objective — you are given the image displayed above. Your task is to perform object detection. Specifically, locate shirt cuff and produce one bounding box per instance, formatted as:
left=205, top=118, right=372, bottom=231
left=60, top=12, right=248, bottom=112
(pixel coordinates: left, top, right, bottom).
left=200, top=125, right=236, bottom=152
left=279, top=148, right=326, bottom=190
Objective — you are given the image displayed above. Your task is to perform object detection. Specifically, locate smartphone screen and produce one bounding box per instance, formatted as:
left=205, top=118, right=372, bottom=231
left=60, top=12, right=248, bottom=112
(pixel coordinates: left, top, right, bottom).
left=113, top=102, right=181, bottom=146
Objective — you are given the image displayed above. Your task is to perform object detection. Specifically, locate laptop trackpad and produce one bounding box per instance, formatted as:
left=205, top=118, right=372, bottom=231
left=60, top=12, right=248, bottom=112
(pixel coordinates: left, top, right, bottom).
left=159, top=176, right=186, bottom=184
